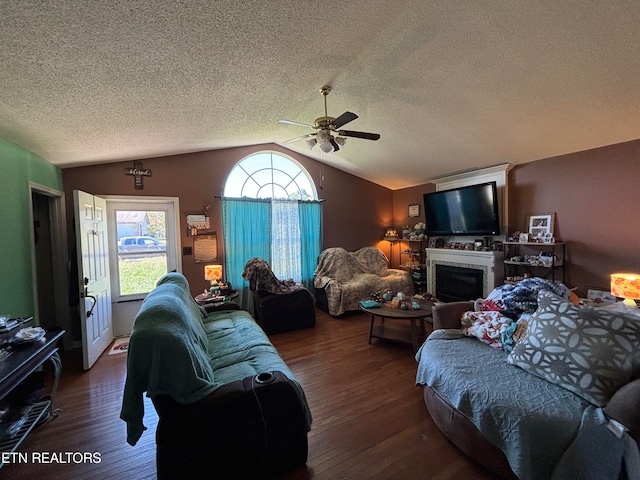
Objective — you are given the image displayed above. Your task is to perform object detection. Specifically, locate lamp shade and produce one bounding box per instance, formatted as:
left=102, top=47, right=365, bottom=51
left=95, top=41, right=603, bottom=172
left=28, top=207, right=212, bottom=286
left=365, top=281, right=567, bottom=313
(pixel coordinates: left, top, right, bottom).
left=383, top=228, right=398, bottom=242
left=204, top=264, right=223, bottom=282
left=611, top=273, right=640, bottom=305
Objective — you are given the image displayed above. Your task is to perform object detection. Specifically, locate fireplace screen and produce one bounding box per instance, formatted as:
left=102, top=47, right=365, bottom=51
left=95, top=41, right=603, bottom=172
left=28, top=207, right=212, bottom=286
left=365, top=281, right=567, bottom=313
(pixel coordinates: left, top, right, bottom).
left=435, top=264, right=484, bottom=302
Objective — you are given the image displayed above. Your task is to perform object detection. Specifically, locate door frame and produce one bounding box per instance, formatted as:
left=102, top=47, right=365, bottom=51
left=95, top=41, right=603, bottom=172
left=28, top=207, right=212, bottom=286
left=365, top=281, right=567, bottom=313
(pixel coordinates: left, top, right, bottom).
left=28, top=182, right=72, bottom=351
left=104, top=195, right=182, bottom=336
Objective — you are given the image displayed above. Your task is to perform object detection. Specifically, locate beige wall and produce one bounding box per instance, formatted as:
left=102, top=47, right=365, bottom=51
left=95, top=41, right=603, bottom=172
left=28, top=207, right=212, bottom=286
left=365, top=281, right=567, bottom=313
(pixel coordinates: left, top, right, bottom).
left=62, top=143, right=393, bottom=295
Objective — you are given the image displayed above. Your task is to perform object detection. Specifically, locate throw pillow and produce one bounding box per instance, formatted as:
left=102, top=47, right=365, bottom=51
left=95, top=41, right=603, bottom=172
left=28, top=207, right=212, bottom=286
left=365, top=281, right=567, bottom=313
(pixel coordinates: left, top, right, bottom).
left=507, top=290, right=640, bottom=407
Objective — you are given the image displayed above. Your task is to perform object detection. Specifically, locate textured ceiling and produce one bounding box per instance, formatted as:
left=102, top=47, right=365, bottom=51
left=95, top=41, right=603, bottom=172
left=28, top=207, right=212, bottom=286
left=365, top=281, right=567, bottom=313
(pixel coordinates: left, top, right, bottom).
left=2, top=1, right=640, bottom=189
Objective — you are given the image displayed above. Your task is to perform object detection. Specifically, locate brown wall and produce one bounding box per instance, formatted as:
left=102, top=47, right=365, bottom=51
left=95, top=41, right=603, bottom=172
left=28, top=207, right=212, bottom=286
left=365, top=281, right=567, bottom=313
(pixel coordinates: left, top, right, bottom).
left=64, top=138, right=639, bottom=299
left=390, top=184, right=435, bottom=266
left=507, top=139, right=640, bottom=294
left=62, top=143, right=392, bottom=294
left=393, top=139, right=640, bottom=296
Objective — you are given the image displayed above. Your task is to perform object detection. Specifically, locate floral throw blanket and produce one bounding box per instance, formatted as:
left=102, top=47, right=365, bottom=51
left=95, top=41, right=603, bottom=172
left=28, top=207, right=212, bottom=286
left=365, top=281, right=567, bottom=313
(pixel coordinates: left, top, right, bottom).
left=461, top=277, right=571, bottom=350
left=314, top=246, right=414, bottom=315
left=242, top=258, right=305, bottom=294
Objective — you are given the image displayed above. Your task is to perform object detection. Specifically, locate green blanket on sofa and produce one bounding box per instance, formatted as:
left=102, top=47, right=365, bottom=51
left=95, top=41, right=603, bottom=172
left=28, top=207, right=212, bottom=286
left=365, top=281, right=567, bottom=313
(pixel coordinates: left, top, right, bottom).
left=120, top=272, right=311, bottom=446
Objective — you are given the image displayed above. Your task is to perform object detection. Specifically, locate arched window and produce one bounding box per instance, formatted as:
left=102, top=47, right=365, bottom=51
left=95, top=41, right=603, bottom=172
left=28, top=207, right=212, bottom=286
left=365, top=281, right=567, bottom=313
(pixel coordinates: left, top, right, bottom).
left=221, top=152, right=322, bottom=313
left=224, top=151, right=317, bottom=200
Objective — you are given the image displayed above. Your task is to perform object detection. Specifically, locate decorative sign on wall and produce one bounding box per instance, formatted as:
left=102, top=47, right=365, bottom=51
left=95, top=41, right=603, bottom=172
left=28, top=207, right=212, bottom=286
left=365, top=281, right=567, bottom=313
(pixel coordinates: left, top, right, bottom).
left=193, top=233, right=217, bottom=263
left=124, top=161, right=152, bottom=190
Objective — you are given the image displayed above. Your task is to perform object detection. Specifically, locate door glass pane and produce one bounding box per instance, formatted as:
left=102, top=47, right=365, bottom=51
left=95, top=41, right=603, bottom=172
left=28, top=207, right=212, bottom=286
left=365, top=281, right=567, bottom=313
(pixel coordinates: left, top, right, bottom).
left=116, top=210, right=167, bottom=296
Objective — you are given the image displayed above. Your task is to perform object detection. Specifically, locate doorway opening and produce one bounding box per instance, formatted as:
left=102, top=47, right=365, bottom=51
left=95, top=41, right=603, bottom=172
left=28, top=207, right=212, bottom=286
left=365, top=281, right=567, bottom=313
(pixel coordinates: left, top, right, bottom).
left=105, top=196, right=181, bottom=337
left=29, top=183, right=71, bottom=351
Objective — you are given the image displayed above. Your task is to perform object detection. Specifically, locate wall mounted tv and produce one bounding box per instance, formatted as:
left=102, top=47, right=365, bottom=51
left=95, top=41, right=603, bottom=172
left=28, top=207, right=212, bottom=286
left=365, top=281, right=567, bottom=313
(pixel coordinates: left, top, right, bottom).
left=423, top=181, right=500, bottom=236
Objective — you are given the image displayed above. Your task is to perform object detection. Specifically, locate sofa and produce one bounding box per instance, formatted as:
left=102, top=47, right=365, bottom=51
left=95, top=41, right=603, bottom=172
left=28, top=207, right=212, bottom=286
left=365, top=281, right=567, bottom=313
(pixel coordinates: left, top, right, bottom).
left=243, top=257, right=316, bottom=335
left=416, top=285, right=640, bottom=480
left=314, top=246, right=414, bottom=316
left=120, top=272, right=312, bottom=479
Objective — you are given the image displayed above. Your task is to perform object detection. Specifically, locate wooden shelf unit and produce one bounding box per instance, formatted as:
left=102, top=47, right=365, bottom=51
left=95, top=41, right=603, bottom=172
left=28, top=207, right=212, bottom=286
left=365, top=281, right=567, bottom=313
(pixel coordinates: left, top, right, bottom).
left=398, top=239, right=426, bottom=293
left=503, top=241, right=566, bottom=284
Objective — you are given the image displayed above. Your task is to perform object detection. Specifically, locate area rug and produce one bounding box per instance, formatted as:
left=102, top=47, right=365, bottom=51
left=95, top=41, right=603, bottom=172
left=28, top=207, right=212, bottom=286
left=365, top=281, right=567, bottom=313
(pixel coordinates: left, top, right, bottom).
left=108, top=336, right=130, bottom=355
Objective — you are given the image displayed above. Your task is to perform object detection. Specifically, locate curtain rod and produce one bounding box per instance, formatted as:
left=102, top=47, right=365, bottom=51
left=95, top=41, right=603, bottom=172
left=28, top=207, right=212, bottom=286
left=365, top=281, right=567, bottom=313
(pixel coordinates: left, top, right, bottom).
left=215, top=196, right=324, bottom=202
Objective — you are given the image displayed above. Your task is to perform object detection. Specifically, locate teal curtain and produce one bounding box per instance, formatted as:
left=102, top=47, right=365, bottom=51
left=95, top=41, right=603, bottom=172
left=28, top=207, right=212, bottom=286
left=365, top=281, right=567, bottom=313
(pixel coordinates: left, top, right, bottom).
left=299, top=201, right=323, bottom=291
left=222, top=198, right=271, bottom=311
left=222, top=197, right=322, bottom=312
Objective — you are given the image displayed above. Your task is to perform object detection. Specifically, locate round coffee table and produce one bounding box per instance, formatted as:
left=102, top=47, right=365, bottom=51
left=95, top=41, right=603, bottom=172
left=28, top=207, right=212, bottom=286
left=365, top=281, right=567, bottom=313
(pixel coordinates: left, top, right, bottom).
left=360, top=298, right=434, bottom=352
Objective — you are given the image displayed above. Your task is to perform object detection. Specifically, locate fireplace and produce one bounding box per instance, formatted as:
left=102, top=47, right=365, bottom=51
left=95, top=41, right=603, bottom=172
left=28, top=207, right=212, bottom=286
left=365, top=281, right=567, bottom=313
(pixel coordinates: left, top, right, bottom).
left=435, top=264, right=484, bottom=302
left=426, top=248, right=503, bottom=300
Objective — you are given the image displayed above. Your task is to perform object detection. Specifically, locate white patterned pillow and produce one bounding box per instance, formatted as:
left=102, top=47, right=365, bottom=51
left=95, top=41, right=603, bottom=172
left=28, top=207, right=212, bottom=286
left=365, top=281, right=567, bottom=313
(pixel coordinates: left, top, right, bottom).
left=506, top=290, right=640, bottom=406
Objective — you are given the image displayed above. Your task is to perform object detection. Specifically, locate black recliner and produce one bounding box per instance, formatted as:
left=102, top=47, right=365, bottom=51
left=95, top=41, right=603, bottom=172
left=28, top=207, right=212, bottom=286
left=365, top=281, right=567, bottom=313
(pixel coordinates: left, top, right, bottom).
left=242, top=258, right=316, bottom=335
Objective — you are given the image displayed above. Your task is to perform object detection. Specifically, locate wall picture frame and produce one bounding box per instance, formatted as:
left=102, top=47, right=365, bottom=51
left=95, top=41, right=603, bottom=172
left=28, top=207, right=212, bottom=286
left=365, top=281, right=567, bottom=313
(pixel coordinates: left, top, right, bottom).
left=408, top=204, right=420, bottom=217
left=527, top=212, right=555, bottom=241
left=193, top=233, right=217, bottom=263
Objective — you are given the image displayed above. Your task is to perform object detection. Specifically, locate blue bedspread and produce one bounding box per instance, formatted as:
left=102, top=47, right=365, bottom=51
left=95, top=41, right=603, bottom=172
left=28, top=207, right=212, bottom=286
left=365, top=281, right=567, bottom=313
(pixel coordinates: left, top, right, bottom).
left=415, top=330, right=638, bottom=480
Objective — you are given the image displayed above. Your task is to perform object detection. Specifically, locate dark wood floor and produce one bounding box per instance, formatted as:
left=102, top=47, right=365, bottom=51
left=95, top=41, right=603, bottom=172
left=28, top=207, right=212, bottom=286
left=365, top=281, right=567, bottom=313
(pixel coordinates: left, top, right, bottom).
left=4, top=308, right=501, bottom=479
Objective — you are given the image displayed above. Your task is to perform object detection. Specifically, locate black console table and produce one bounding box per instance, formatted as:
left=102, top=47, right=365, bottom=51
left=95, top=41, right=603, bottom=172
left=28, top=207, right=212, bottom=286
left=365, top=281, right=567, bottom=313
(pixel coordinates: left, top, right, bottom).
left=0, top=329, right=64, bottom=468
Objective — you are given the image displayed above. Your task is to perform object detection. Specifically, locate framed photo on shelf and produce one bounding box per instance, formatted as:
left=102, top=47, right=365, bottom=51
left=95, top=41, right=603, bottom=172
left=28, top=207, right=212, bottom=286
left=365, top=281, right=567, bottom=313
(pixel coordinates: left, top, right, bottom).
left=408, top=204, right=420, bottom=217
left=542, top=233, right=555, bottom=244
left=527, top=212, right=555, bottom=241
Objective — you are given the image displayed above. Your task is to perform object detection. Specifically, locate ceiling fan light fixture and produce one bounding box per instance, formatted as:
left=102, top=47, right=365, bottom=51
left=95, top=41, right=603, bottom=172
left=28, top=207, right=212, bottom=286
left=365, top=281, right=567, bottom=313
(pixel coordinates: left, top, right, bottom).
left=316, top=130, right=330, bottom=143
left=279, top=86, right=380, bottom=151
left=306, top=138, right=317, bottom=150
left=319, top=141, right=334, bottom=153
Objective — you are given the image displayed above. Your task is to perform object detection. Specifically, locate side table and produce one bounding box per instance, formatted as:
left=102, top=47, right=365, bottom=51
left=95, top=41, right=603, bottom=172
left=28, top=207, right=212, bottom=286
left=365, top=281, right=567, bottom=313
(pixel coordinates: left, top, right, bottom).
left=195, top=291, right=239, bottom=307
left=0, top=329, right=64, bottom=469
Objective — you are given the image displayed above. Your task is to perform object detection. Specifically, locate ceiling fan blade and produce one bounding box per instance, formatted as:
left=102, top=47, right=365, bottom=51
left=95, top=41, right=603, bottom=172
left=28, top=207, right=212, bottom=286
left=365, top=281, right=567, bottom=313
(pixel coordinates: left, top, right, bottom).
left=337, top=130, right=381, bottom=141
left=329, top=137, right=340, bottom=152
left=282, top=133, right=316, bottom=144
left=278, top=119, right=316, bottom=129
left=331, top=111, right=358, bottom=129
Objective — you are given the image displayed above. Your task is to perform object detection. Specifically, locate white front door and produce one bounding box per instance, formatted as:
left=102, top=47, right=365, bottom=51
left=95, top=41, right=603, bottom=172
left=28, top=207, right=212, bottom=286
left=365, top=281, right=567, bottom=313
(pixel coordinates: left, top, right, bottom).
left=74, top=190, right=113, bottom=370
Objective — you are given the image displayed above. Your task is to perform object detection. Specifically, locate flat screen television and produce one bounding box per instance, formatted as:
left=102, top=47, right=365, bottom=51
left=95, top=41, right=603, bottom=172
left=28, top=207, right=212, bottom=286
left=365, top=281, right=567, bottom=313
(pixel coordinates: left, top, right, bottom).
left=423, top=181, right=500, bottom=236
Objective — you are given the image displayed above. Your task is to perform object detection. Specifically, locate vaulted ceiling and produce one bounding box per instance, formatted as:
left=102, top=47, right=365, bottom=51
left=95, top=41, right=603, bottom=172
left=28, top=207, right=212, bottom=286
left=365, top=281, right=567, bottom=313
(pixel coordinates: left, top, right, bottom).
left=2, top=1, right=640, bottom=189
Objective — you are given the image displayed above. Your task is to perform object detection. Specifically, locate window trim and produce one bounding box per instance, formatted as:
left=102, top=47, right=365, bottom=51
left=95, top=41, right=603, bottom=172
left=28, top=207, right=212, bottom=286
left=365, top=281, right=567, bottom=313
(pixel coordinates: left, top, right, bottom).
left=104, top=195, right=182, bottom=302
left=223, top=150, right=318, bottom=200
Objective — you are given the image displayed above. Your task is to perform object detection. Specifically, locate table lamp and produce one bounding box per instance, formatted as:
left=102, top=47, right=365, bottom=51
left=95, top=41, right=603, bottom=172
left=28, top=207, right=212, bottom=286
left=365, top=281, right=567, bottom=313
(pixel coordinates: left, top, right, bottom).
left=610, top=273, right=640, bottom=308
left=205, top=264, right=223, bottom=295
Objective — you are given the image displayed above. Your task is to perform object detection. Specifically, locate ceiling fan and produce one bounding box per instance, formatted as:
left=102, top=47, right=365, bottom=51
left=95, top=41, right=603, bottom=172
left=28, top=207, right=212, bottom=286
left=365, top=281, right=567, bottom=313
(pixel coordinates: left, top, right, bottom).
left=279, top=86, right=380, bottom=153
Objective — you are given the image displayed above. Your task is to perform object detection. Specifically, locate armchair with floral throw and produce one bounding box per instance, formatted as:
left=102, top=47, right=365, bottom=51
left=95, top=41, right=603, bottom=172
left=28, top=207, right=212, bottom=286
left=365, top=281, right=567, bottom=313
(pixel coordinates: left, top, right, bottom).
left=313, top=246, right=414, bottom=316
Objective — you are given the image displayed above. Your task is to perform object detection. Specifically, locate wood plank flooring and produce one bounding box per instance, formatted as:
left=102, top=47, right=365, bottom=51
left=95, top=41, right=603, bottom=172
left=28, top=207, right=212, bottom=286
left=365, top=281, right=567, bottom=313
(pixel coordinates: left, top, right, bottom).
left=3, top=308, right=501, bottom=479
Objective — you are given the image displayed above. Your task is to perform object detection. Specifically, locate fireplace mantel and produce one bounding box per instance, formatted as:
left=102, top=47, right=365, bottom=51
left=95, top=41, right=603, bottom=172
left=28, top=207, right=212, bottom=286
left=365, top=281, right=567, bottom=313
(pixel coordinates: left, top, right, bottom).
left=425, top=248, right=504, bottom=299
